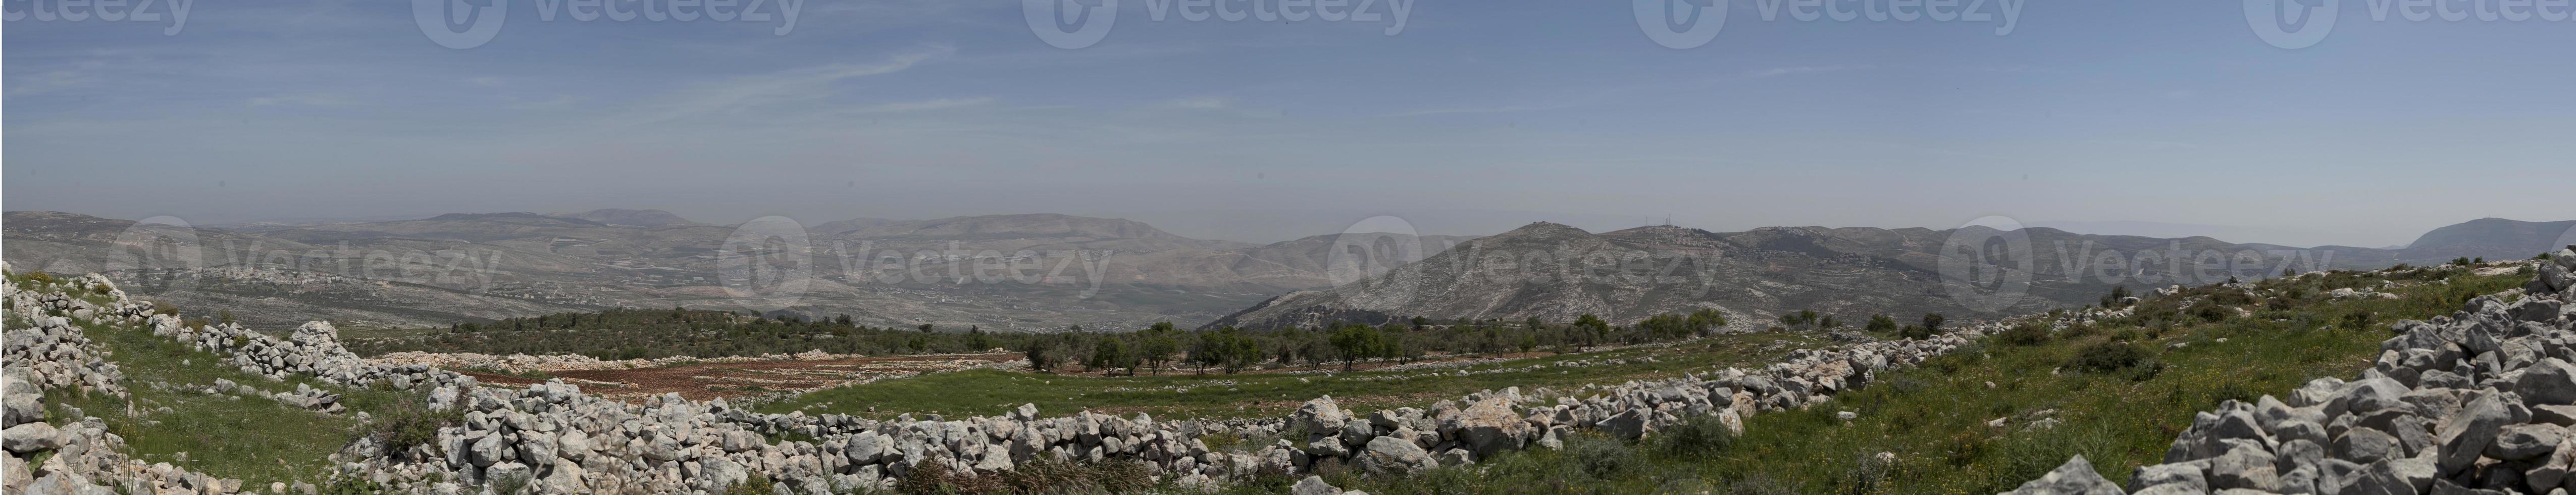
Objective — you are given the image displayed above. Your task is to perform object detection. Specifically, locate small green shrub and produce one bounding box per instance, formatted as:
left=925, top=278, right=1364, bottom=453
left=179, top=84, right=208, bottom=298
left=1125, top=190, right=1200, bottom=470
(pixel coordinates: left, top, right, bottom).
left=373, top=399, right=464, bottom=456
left=1657, top=415, right=1736, bottom=460
left=489, top=468, right=534, bottom=495
left=2068, top=341, right=2153, bottom=374
left=2194, top=305, right=2232, bottom=323
left=725, top=476, right=780, bottom=495
left=1996, top=323, right=2049, bottom=346
left=2058, top=323, right=2098, bottom=341
left=1565, top=435, right=1637, bottom=480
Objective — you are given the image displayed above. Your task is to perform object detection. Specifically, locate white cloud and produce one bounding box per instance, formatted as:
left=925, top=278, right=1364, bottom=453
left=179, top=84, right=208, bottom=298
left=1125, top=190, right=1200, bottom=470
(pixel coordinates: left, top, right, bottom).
left=611, top=45, right=957, bottom=126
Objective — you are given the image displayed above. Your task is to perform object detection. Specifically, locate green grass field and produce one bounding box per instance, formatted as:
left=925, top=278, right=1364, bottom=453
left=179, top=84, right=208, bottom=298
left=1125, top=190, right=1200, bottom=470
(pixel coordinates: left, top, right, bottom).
left=11, top=271, right=417, bottom=487
left=760, top=333, right=1825, bottom=421
left=1194, top=269, right=2528, bottom=494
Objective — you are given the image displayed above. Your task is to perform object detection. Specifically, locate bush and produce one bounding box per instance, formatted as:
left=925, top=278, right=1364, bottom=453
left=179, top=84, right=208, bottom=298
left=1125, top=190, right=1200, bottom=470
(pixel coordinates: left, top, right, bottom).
left=2194, top=305, right=2232, bottom=323
left=1996, top=323, right=2049, bottom=346
left=373, top=399, right=464, bottom=457
left=1657, top=415, right=1736, bottom=459
left=2068, top=341, right=2153, bottom=373
left=1566, top=435, right=1637, bottom=480
left=2058, top=323, right=2098, bottom=341
left=724, top=476, right=774, bottom=495
left=2210, top=290, right=2256, bottom=306
left=490, top=468, right=534, bottom=495
left=1898, top=324, right=1934, bottom=340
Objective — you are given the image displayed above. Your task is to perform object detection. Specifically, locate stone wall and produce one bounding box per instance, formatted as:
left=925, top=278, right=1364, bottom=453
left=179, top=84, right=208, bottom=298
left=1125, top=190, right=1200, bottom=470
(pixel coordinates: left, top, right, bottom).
left=2004, top=252, right=2576, bottom=495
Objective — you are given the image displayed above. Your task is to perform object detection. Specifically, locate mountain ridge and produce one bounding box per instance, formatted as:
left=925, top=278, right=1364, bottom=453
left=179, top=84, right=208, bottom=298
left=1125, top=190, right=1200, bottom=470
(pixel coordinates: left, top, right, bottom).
left=1203, top=218, right=2576, bottom=330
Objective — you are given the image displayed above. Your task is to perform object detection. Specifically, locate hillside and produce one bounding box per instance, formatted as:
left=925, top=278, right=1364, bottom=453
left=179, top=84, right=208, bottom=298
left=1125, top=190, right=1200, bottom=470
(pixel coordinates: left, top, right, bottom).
left=551, top=209, right=701, bottom=227
left=2399, top=217, right=2576, bottom=259
left=8, top=210, right=2557, bottom=332
left=10, top=242, right=2561, bottom=495
left=1204, top=219, right=2557, bottom=330
left=1, top=211, right=1465, bottom=330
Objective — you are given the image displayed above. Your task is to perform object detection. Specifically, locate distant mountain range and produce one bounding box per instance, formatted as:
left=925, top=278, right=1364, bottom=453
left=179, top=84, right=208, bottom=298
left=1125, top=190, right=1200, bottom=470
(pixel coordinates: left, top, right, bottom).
left=1204, top=218, right=2576, bottom=331
left=5, top=209, right=2565, bottom=332
left=2, top=209, right=1470, bottom=330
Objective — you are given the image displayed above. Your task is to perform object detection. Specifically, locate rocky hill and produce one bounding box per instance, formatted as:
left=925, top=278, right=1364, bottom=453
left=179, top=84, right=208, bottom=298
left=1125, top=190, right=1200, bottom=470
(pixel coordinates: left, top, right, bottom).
left=2400, top=217, right=2576, bottom=260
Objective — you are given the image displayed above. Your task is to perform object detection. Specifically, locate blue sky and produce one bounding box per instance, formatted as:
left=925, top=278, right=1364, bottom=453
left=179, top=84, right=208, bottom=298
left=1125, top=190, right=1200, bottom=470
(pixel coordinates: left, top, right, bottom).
left=6, top=0, right=2570, bottom=246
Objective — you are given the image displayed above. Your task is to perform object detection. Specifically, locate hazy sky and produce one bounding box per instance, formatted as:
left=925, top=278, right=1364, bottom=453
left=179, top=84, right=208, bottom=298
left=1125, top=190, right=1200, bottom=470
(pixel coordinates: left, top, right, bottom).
left=7, top=0, right=2570, bottom=246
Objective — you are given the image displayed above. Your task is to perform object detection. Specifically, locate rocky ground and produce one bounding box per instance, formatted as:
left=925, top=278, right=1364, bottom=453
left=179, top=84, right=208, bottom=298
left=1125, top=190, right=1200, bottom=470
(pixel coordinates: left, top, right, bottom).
left=10, top=252, right=2572, bottom=494
left=2004, top=249, right=2576, bottom=494
left=1, top=259, right=2017, bottom=494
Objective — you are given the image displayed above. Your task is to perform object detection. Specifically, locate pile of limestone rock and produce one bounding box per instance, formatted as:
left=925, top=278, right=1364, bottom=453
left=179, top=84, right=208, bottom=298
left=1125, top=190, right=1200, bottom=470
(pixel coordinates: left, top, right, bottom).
left=4, top=272, right=246, bottom=495
left=2006, top=252, right=2576, bottom=495
left=150, top=317, right=454, bottom=391
left=3, top=316, right=128, bottom=403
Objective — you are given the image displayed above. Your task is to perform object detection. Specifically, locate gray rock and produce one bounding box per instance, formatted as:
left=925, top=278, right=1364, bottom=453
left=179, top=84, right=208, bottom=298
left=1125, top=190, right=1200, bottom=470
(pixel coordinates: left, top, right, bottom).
left=1435, top=448, right=1475, bottom=466
left=3, top=422, right=61, bottom=453
left=3, top=392, right=38, bottom=428
left=1291, top=475, right=1340, bottom=495
left=483, top=462, right=534, bottom=490
left=1595, top=409, right=1652, bottom=441
left=2337, top=427, right=2406, bottom=464
left=2523, top=359, right=2576, bottom=406
left=1354, top=435, right=1436, bottom=475
left=2002, top=455, right=2123, bottom=495
left=1294, top=397, right=1353, bottom=436
left=469, top=432, right=507, bottom=467
left=2128, top=463, right=2208, bottom=492
left=2437, top=393, right=2517, bottom=475
left=2487, top=423, right=2565, bottom=461
left=2210, top=444, right=2281, bottom=491
left=1453, top=398, right=1532, bottom=454
left=2533, top=405, right=2576, bottom=426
